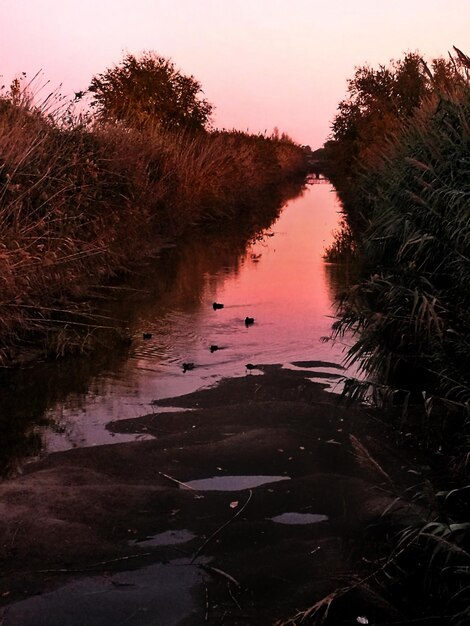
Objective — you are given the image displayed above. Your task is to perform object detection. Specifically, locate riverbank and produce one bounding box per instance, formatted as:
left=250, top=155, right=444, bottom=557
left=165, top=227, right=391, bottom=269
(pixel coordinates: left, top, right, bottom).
left=0, top=364, right=432, bottom=625
left=0, top=91, right=307, bottom=365
left=323, top=51, right=470, bottom=406
left=320, top=51, right=470, bottom=626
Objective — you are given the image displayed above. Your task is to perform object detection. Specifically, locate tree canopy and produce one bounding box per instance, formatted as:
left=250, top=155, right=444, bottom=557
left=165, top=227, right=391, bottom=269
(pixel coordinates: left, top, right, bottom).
left=325, top=52, right=464, bottom=212
left=330, top=54, right=432, bottom=164
left=88, top=52, right=213, bottom=132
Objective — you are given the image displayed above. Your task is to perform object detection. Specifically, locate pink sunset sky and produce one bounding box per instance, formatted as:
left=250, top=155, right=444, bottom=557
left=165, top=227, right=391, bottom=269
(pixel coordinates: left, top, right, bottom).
left=2, top=0, right=469, bottom=148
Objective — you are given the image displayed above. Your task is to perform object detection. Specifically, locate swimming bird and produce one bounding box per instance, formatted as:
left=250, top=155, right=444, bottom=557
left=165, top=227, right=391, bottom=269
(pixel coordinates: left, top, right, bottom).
left=210, top=345, right=220, bottom=353
left=182, top=362, right=195, bottom=372
left=143, top=332, right=153, bottom=340
left=213, top=302, right=224, bottom=310
left=245, top=317, right=255, bottom=326
left=245, top=363, right=257, bottom=374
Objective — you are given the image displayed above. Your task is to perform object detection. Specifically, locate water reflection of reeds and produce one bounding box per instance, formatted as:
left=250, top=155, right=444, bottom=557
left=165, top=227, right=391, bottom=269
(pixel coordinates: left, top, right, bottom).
left=0, top=180, right=304, bottom=477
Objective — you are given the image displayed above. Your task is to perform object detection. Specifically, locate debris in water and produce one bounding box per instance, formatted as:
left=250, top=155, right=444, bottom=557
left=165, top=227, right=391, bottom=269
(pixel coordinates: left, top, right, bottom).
left=158, top=472, right=196, bottom=491
left=192, top=490, right=253, bottom=563
left=199, top=564, right=240, bottom=588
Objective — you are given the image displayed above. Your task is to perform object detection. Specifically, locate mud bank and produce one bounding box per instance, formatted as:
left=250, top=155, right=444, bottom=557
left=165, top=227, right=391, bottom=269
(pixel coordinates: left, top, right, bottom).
left=0, top=365, right=422, bottom=625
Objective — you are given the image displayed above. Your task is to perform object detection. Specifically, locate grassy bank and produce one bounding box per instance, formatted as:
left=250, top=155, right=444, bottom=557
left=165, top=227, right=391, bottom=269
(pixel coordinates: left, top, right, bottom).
left=325, top=50, right=470, bottom=408
left=0, top=85, right=307, bottom=364
left=314, top=50, right=470, bottom=625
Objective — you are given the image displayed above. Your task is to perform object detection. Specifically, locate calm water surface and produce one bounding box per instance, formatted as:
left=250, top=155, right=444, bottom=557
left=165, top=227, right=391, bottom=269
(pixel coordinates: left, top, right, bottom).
left=1, top=183, right=355, bottom=466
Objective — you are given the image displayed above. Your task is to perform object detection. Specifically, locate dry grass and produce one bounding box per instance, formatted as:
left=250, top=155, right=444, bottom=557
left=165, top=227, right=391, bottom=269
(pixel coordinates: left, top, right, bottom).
left=0, top=86, right=307, bottom=362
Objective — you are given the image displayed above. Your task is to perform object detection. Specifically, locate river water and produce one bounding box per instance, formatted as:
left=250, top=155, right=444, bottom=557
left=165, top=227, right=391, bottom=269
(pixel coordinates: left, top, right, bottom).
left=1, top=181, right=355, bottom=471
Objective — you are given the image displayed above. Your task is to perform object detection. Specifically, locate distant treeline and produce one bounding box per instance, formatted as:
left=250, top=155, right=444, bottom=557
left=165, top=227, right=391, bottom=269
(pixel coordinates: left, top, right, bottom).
left=0, top=52, right=308, bottom=363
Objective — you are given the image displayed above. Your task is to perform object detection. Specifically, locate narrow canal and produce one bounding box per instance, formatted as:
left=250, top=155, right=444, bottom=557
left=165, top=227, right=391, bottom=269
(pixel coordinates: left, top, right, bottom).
left=1, top=181, right=355, bottom=471
left=2, top=181, right=412, bottom=626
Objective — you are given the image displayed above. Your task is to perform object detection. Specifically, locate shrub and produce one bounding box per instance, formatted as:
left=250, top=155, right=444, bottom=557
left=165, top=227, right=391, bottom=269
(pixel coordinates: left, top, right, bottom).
left=88, top=52, right=213, bottom=132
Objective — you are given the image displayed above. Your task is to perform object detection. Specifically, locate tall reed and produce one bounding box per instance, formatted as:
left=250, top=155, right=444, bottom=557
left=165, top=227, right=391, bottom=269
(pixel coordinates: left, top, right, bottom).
left=319, top=52, right=470, bottom=626
left=334, top=83, right=470, bottom=403
left=0, top=85, right=307, bottom=363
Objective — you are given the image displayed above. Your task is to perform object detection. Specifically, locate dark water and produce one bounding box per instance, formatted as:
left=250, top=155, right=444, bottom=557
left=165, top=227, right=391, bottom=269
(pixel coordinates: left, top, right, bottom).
left=4, top=558, right=205, bottom=626
left=0, top=182, right=355, bottom=473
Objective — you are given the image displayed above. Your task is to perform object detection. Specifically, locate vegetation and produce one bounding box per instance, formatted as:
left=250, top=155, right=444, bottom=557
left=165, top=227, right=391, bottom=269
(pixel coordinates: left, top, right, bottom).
left=325, top=51, right=465, bottom=230
left=325, top=47, right=470, bottom=403
left=88, top=51, right=213, bottom=131
left=323, top=218, right=357, bottom=264
left=310, top=48, right=470, bottom=626
left=0, top=56, right=307, bottom=364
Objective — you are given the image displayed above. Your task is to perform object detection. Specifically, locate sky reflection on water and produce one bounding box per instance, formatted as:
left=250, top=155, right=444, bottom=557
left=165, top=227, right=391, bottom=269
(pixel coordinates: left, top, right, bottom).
left=1, top=183, right=356, bottom=467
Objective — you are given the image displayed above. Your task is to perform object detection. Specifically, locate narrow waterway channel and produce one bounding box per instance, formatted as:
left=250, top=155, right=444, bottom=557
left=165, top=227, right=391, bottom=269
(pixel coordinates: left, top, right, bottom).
left=1, top=181, right=424, bottom=626
left=1, top=181, right=355, bottom=472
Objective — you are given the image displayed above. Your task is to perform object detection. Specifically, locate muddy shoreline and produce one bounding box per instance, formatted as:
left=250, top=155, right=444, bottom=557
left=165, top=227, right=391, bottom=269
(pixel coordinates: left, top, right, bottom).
left=0, top=364, right=425, bottom=625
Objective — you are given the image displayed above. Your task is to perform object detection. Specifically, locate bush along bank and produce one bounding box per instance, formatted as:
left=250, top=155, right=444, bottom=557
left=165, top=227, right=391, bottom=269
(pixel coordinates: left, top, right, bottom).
left=325, top=49, right=470, bottom=413
left=315, top=49, right=470, bottom=626
left=0, top=74, right=308, bottom=365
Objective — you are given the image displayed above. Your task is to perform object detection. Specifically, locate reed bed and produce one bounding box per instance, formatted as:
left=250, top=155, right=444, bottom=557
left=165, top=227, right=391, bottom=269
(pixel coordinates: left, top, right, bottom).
left=334, top=83, right=470, bottom=404
left=0, top=88, right=307, bottom=363
left=312, top=52, right=470, bottom=626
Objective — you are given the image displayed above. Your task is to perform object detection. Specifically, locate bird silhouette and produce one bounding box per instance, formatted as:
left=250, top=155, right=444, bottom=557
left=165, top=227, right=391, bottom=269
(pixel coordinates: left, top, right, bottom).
left=245, top=317, right=255, bottom=326
left=213, top=302, right=224, bottom=310
left=182, top=362, right=195, bottom=372
left=143, top=332, right=153, bottom=340
left=210, top=345, right=220, bottom=353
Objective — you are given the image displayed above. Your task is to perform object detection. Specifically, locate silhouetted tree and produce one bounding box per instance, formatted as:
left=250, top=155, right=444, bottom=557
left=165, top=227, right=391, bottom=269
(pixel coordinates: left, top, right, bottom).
left=324, top=52, right=465, bottom=230
left=88, top=52, right=213, bottom=132
left=330, top=54, right=431, bottom=172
